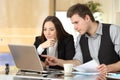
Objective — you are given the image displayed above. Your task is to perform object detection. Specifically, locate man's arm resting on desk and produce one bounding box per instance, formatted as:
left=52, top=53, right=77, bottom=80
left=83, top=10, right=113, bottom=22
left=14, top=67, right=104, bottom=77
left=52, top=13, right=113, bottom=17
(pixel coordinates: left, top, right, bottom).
left=56, top=59, right=80, bottom=67
left=41, top=55, right=80, bottom=67
left=97, top=61, right=120, bottom=74
left=107, top=61, right=120, bottom=72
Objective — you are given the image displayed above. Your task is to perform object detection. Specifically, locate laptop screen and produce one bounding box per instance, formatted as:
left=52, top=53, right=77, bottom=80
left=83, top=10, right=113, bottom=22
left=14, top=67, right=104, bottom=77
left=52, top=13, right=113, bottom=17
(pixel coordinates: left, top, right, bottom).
left=8, top=44, right=43, bottom=73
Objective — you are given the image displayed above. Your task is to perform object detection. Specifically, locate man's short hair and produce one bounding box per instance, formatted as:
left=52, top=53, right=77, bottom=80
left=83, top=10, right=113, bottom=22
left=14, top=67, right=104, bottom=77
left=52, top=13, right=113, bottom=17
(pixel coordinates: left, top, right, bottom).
left=67, top=3, right=95, bottom=22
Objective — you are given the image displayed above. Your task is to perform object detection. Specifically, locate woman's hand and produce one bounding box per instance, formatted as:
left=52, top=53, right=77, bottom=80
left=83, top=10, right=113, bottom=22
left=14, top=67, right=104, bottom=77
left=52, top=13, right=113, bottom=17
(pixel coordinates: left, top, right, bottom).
left=40, top=39, right=56, bottom=49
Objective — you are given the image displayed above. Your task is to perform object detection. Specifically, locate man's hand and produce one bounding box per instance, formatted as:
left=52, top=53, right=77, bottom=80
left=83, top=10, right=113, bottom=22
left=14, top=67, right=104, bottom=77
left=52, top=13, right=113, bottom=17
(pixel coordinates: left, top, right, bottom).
left=40, top=39, right=56, bottom=49
left=41, top=55, right=59, bottom=66
left=97, top=64, right=107, bottom=74
left=96, top=73, right=107, bottom=80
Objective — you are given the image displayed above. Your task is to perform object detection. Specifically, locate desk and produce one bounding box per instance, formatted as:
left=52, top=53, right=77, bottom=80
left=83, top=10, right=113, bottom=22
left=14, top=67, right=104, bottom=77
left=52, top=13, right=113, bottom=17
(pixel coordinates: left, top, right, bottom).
left=0, top=66, right=18, bottom=74
left=0, top=73, right=118, bottom=80
left=0, top=66, right=119, bottom=80
left=0, top=65, right=118, bottom=80
left=0, top=74, right=96, bottom=80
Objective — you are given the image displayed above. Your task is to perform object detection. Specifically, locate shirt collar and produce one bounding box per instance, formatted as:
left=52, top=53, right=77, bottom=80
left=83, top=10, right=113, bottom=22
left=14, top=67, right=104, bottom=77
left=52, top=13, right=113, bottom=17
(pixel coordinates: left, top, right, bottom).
left=85, top=21, right=103, bottom=38
left=96, top=22, right=103, bottom=35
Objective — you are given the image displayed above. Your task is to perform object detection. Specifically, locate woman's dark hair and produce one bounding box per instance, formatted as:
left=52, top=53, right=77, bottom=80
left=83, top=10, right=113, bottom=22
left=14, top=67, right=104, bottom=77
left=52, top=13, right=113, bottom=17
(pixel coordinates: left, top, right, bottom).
left=67, top=3, right=95, bottom=22
left=40, top=16, right=70, bottom=43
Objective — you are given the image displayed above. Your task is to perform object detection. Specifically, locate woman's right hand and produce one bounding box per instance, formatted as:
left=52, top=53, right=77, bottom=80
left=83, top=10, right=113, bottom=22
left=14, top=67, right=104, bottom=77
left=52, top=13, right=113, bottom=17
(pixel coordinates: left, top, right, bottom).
left=40, top=39, right=56, bottom=49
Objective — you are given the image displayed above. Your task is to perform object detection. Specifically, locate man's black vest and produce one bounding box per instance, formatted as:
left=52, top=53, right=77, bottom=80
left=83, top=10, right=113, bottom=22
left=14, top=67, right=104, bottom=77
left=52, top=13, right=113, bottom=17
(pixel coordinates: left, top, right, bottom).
left=80, top=24, right=120, bottom=65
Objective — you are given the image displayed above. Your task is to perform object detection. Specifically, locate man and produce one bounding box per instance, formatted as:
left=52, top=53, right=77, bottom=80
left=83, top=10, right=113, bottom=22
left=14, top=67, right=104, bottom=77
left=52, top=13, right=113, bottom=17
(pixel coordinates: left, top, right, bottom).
left=42, top=3, right=120, bottom=73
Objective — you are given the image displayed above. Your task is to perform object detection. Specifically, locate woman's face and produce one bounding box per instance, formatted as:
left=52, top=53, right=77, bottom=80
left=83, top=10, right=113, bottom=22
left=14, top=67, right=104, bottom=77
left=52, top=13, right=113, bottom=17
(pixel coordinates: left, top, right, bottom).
left=43, top=21, right=57, bottom=40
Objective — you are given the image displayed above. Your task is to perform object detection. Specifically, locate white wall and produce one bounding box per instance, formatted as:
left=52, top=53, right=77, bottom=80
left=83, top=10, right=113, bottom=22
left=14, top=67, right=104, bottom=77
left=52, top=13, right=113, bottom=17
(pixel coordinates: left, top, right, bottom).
left=56, top=0, right=120, bottom=25
left=56, top=12, right=79, bottom=45
left=98, top=0, right=120, bottom=25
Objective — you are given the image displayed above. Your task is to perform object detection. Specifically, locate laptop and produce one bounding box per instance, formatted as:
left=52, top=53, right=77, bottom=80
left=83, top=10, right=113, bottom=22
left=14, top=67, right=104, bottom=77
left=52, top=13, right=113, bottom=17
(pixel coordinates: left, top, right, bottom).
left=8, top=44, right=44, bottom=73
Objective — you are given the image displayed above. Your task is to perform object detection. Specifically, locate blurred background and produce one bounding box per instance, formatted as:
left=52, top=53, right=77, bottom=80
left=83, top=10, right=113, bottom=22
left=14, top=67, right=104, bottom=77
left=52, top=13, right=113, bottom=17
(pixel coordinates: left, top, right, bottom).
left=0, top=0, right=120, bottom=52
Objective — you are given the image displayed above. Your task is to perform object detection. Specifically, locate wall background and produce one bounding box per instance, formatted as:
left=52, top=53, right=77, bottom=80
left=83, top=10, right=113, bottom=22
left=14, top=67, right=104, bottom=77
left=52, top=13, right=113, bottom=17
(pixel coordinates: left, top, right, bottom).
left=56, top=0, right=120, bottom=25
left=0, top=0, right=54, bottom=52
left=0, top=0, right=120, bottom=52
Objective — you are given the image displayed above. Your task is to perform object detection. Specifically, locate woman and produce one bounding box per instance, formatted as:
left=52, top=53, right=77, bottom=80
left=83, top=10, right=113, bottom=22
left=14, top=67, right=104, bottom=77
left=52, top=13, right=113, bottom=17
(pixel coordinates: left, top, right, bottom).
left=34, top=16, right=75, bottom=69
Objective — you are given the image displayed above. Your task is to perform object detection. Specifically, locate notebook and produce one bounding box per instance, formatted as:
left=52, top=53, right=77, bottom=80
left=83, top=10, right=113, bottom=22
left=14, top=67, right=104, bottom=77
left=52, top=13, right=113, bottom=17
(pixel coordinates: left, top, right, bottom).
left=8, top=44, right=44, bottom=73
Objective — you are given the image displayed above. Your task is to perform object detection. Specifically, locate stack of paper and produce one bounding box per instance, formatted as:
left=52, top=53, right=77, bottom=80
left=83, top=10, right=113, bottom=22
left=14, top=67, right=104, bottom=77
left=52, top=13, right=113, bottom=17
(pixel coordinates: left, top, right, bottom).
left=72, top=60, right=99, bottom=75
left=73, top=59, right=99, bottom=72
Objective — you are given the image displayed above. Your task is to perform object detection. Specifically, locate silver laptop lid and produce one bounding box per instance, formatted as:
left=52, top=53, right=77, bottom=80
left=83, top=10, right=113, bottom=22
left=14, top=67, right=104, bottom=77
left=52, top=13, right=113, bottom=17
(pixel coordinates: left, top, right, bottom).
left=8, top=44, right=43, bottom=72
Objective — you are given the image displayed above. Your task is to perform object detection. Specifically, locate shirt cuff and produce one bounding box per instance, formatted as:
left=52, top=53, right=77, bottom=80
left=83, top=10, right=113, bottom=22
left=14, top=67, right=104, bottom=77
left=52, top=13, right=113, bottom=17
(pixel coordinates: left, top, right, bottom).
left=37, top=45, right=44, bottom=55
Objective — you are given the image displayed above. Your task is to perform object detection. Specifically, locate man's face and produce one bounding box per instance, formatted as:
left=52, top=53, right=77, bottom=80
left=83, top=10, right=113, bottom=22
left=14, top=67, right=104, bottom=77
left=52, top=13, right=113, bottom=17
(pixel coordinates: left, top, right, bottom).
left=70, top=14, right=89, bottom=35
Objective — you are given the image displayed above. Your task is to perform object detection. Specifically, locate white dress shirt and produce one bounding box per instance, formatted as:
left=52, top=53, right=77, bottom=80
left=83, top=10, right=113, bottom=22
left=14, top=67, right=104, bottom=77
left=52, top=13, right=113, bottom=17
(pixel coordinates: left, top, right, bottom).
left=37, top=41, right=58, bottom=57
left=73, top=22, right=120, bottom=64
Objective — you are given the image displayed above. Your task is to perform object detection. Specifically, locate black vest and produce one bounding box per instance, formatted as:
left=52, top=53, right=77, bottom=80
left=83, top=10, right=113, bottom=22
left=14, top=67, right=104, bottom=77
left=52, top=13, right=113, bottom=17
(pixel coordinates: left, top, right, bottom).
left=80, top=24, right=120, bottom=65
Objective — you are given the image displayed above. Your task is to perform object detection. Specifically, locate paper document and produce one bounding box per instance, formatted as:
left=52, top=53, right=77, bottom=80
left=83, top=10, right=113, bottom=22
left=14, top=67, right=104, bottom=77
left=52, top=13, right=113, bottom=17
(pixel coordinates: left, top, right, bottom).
left=73, top=60, right=99, bottom=72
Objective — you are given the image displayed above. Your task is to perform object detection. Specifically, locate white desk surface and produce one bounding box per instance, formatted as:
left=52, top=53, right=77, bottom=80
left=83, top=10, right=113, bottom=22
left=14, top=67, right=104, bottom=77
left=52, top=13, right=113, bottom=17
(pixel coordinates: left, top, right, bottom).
left=0, top=74, right=63, bottom=80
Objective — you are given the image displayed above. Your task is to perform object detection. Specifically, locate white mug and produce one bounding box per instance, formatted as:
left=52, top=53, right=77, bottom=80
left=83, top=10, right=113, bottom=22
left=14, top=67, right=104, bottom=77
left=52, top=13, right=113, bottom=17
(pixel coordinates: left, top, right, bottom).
left=64, top=76, right=72, bottom=80
left=63, top=64, right=73, bottom=75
